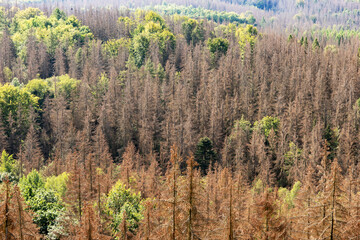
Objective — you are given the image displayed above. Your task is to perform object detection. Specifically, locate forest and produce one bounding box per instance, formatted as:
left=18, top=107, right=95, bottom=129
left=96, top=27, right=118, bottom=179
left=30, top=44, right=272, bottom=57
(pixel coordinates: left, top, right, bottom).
left=0, top=0, right=360, bottom=239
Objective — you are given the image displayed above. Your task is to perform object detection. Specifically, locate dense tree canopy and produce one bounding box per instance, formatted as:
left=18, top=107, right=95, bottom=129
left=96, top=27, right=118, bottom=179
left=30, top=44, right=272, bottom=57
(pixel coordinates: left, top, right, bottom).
left=0, top=0, right=359, bottom=238
left=10, top=8, right=92, bottom=56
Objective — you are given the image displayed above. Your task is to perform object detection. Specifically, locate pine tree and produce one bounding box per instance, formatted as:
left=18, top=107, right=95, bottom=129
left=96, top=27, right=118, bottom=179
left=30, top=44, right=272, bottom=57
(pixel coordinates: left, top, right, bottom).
left=293, top=165, right=317, bottom=239
left=26, top=33, right=40, bottom=81
left=50, top=94, right=69, bottom=164
left=22, top=120, right=43, bottom=172
left=194, top=137, right=217, bottom=174
left=74, top=203, right=111, bottom=240
left=156, top=145, right=181, bottom=239
left=135, top=200, right=157, bottom=240
left=120, top=142, right=136, bottom=188
left=181, top=155, right=205, bottom=240
left=0, top=181, right=40, bottom=239
left=313, top=159, right=348, bottom=239
left=65, top=152, right=89, bottom=221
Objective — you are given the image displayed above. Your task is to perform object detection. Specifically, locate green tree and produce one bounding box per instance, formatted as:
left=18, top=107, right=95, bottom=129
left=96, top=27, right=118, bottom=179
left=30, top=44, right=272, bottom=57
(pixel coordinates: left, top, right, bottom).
left=25, top=78, right=51, bottom=107
left=253, top=116, right=280, bottom=138
left=144, top=11, right=166, bottom=27
left=131, top=33, right=151, bottom=68
left=278, top=181, right=301, bottom=210
left=129, top=11, right=176, bottom=67
left=284, top=142, right=302, bottom=182
left=19, top=170, right=45, bottom=201
left=45, top=172, right=69, bottom=199
left=0, top=83, right=39, bottom=151
left=182, top=18, right=205, bottom=45
left=236, top=24, right=258, bottom=57
left=0, top=7, right=6, bottom=31
left=207, top=37, right=229, bottom=55
left=149, top=4, right=256, bottom=25
left=312, top=38, right=320, bottom=50
left=106, top=181, right=144, bottom=237
left=19, top=170, right=65, bottom=235
left=10, top=8, right=93, bottom=58
left=52, top=74, right=79, bottom=101
left=194, top=137, right=217, bottom=173
left=103, top=38, right=131, bottom=57
left=51, top=8, right=66, bottom=21
left=27, top=188, right=64, bottom=235
left=322, top=126, right=339, bottom=161
left=0, top=150, right=20, bottom=182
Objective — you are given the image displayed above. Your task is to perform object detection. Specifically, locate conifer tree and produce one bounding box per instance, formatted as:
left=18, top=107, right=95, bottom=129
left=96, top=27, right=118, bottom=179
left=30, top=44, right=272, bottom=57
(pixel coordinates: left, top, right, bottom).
left=293, top=165, right=317, bottom=239
left=120, top=142, right=136, bottom=188
left=182, top=155, right=205, bottom=240
left=65, top=152, right=89, bottom=221
left=74, top=203, right=111, bottom=240
left=0, top=181, right=40, bottom=239
left=314, top=159, right=348, bottom=239
left=22, top=120, right=43, bottom=172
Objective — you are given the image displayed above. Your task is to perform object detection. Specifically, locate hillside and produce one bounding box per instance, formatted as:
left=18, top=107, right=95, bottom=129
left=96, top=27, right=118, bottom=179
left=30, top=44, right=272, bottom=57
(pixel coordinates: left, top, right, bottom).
left=0, top=1, right=360, bottom=239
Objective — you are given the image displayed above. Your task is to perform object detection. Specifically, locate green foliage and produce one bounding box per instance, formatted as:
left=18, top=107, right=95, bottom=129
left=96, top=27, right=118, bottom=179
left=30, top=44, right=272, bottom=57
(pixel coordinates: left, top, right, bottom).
left=14, top=7, right=42, bottom=20
left=356, top=97, right=360, bottom=111
left=3, top=67, right=13, bottom=82
left=312, top=38, right=320, bottom=50
left=25, top=78, right=51, bottom=105
left=90, top=72, right=109, bottom=101
left=148, top=4, right=256, bottom=25
left=45, top=172, right=69, bottom=199
left=278, top=181, right=301, bottom=209
left=236, top=24, right=258, bottom=56
left=144, top=11, right=166, bottom=27
left=10, top=8, right=93, bottom=57
left=194, top=137, right=217, bottom=173
left=229, top=116, right=252, bottom=140
left=246, top=0, right=278, bottom=10
left=251, top=179, right=264, bottom=195
left=52, top=74, right=79, bottom=100
left=20, top=170, right=64, bottom=234
left=324, top=44, right=337, bottom=54
left=300, top=25, right=360, bottom=46
left=19, top=169, right=45, bottom=201
left=284, top=142, right=302, bottom=176
left=51, top=8, right=66, bottom=21
left=118, top=16, right=136, bottom=26
left=106, top=181, right=144, bottom=236
left=310, top=15, right=317, bottom=23
left=323, top=126, right=339, bottom=160
left=103, top=38, right=131, bottom=57
left=27, top=188, right=64, bottom=234
left=207, top=37, right=229, bottom=55
left=288, top=34, right=294, bottom=42
left=182, top=18, right=205, bottom=45
left=0, top=150, right=20, bottom=182
left=0, top=83, right=39, bottom=137
left=214, top=23, right=237, bottom=38
left=253, top=116, right=280, bottom=138
left=10, top=77, right=22, bottom=87
left=117, top=16, right=137, bottom=37
left=129, top=11, right=176, bottom=67
left=131, top=32, right=151, bottom=67
left=300, top=36, right=308, bottom=47
left=0, top=7, right=6, bottom=31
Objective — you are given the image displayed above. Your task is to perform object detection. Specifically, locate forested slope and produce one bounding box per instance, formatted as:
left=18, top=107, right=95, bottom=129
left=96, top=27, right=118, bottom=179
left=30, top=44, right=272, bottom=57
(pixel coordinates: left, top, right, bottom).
left=0, top=2, right=360, bottom=239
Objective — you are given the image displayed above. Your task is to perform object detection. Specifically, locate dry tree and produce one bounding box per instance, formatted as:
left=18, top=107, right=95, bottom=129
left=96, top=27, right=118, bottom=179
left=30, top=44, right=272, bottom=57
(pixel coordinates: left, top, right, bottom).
left=73, top=202, right=111, bottom=240
left=0, top=181, right=40, bottom=240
